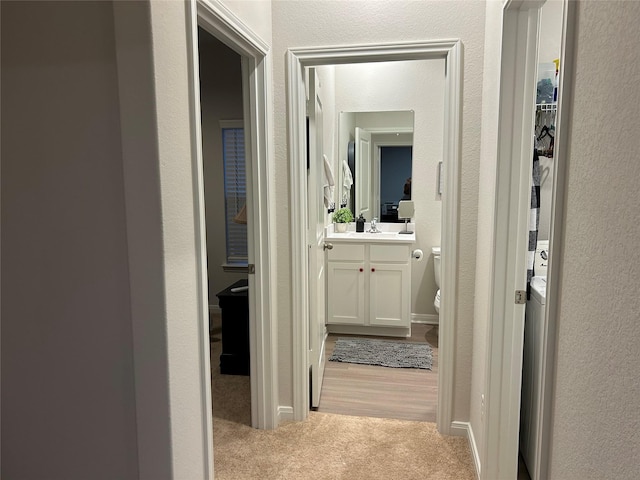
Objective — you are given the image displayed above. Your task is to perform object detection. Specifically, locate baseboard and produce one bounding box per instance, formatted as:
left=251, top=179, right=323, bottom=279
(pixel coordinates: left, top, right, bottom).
left=209, top=304, right=221, bottom=314
left=277, top=406, right=294, bottom=424
left=411, top=313, right=439, bottom=325
left=327, top=324, right=411, bottom=338
left=451, top=421, right=481, bottom=479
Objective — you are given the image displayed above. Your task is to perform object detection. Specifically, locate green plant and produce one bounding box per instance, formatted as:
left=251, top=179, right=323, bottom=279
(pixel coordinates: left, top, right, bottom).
left=332, top=207, right=354, bottom=224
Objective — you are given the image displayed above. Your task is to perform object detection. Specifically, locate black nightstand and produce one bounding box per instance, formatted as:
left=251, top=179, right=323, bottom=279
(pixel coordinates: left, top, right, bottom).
left=216, top=279, right=249, bottom=375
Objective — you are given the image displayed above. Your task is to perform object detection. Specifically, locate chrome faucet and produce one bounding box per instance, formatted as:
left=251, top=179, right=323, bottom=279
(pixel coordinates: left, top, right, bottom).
left=368, top=217, right=380, bottom=233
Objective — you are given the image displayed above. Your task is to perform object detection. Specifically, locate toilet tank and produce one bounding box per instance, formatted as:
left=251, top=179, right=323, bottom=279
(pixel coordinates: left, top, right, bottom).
left=432, top=247, right=441, bottom=288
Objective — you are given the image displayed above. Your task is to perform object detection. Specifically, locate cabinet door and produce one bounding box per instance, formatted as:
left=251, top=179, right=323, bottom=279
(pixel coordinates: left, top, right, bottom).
left=369, top=262, right=410, bottom=327
left=327, top=261, right=365, bottom=325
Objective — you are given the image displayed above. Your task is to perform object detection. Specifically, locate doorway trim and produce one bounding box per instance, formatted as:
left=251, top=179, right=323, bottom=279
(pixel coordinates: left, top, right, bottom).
left=286, top=40, right=462, bottom=434
left=371, top=133, right=413, bottom=221
left=481, top=3, right=541, bottom=478
left=191, top=0, right=278, bottom=431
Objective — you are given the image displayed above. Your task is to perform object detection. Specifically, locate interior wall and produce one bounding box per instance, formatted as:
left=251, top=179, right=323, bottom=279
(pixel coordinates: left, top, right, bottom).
left=198, top=29, right=247, bottom=304
left=1, top=2, right=138, bottom=478
left=272, top=0, right=486, bottom=420
left=334, top=60, right=444, bottom=318
left=549, top=1, right=640, bottom=478
left=222, top=0, right=272, bottom=43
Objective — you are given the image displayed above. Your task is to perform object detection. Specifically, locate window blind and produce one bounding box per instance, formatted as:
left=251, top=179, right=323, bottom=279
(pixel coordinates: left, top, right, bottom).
left=222, top=127, right=248, bottom=263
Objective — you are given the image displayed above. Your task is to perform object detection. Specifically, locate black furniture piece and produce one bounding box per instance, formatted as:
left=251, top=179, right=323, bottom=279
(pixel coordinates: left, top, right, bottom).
left=216, top=279, right=249, bottom=375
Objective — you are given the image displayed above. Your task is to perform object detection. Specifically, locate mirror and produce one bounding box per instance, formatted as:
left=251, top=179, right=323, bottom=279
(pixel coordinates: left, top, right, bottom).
left=339, top=110, right=414, bottom=222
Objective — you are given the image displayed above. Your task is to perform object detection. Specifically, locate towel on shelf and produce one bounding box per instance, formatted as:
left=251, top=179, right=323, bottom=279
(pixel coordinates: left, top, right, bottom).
left=323, top=154, right=335, bottom=208
left=342, top=159, right=353, bottom=205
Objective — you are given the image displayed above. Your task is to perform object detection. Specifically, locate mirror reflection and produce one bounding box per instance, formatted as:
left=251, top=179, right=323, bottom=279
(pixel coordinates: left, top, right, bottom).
left=339, top=110, right=414, bottom=222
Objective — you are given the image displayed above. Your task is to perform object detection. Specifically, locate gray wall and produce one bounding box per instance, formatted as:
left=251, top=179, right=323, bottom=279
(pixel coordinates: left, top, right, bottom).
left=1, top=2, right=138, bottom=478
left=549, top=1, right=640, bottom=477
left=198, top=29, right=247, bottom=304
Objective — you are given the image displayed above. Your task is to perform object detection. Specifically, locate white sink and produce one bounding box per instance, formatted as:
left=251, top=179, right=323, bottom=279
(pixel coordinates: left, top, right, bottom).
left=326, top=230, right=415, bottom=243
left=347, top=231, right=398, bottom=239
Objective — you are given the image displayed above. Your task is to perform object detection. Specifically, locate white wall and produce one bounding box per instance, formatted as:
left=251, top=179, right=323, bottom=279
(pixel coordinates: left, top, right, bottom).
left=222, top=0, right=272, bottom=43
left=198, top=29, right=247, bottom=303
left=1, top=2, right=138, bottom=478
left=548, top=1, right=640, bottom=478
left=538, top=0, right=564, bottom=66
left=333, top=60, right=444, bottom=317
left=272, top=0, right=486, bottom=420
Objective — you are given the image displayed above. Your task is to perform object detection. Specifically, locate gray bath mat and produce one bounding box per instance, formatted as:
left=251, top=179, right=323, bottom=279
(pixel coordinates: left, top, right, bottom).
left=329, top=338, right=432, bottom=370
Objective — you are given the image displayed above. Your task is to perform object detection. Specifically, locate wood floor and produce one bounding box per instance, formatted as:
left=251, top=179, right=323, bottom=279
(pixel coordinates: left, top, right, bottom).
left=317, top=323, right=439, bottom=422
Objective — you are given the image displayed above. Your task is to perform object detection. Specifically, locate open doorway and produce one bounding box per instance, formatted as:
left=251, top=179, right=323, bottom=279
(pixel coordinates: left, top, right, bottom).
left=519, top=1, right=567, bottom=479
left=305, top=63, right=442, bottom=422
left=189, top=0, right=278, bottom=433
left=197, top=27, right=251, bottom=426
left=481, top=0, right=573, bottom=478
left=288, top=41, right=463, bottom=434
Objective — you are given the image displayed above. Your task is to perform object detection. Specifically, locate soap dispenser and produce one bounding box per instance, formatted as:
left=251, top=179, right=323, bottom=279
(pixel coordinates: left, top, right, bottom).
left=356, top=214, right=365, bottom=233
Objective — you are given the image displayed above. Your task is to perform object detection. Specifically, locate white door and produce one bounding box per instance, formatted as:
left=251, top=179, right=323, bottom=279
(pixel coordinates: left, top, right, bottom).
left=307, top=69, right=327, bottom=408
left=355, top=127, right=372, bottom=220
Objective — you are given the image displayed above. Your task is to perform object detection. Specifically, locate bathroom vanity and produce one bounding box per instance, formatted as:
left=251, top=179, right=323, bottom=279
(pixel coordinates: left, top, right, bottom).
left=325, top=226, right=415, bottom=337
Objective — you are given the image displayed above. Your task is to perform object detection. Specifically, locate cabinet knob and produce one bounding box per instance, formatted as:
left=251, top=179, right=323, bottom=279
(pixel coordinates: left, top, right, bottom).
left=371, top=268, right=375, bottom=272
left=359, top=268, right=363, bottom=272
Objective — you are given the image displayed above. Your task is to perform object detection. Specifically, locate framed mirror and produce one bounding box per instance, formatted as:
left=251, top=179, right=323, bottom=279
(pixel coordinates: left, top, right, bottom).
left=339, top=110, right=414, bottom=221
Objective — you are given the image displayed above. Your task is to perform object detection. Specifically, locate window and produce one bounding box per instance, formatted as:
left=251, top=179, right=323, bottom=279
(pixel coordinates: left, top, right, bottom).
left=221, top=122, right=247, bottom=265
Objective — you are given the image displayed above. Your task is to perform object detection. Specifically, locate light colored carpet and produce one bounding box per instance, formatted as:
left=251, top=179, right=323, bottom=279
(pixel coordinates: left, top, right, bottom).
left=209, top=314, right=475, bottom=479
left=213, top=413, right=475, bottom=480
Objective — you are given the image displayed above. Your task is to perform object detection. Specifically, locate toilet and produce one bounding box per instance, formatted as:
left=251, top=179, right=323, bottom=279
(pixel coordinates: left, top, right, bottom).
left=432, top=247, right=441, bottom=314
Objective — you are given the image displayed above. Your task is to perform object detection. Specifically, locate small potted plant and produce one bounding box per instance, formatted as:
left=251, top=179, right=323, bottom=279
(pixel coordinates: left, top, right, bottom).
left=332, top=207, right=354, bottom=233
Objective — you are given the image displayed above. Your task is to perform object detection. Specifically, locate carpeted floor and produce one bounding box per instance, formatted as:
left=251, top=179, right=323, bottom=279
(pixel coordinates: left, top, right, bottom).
left=209, top=314, right=475, bottom=479
left=213, top=412, right=475, bottom=480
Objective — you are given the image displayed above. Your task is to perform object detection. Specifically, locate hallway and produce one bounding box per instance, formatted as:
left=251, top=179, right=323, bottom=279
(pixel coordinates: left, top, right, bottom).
left=210, top=316, right=473, bottom=479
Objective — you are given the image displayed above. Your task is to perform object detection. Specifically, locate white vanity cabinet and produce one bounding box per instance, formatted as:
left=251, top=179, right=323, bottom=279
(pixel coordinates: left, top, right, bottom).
left=326, top=241, right=411, bottom=336
left=368, top=244, right=411, bottom=327
left=326, top=243, right=366, bottom=325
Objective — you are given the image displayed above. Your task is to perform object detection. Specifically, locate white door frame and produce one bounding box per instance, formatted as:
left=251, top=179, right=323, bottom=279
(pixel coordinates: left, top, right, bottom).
left=191, top=0, right=278, bottom=431
left=482, top=0, right=574, bottom=478
left=286, top=40, right=463, bottom=434
left=481, top=2, right=542, bottom=477
left=371, top=135, right=413, bottom=220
